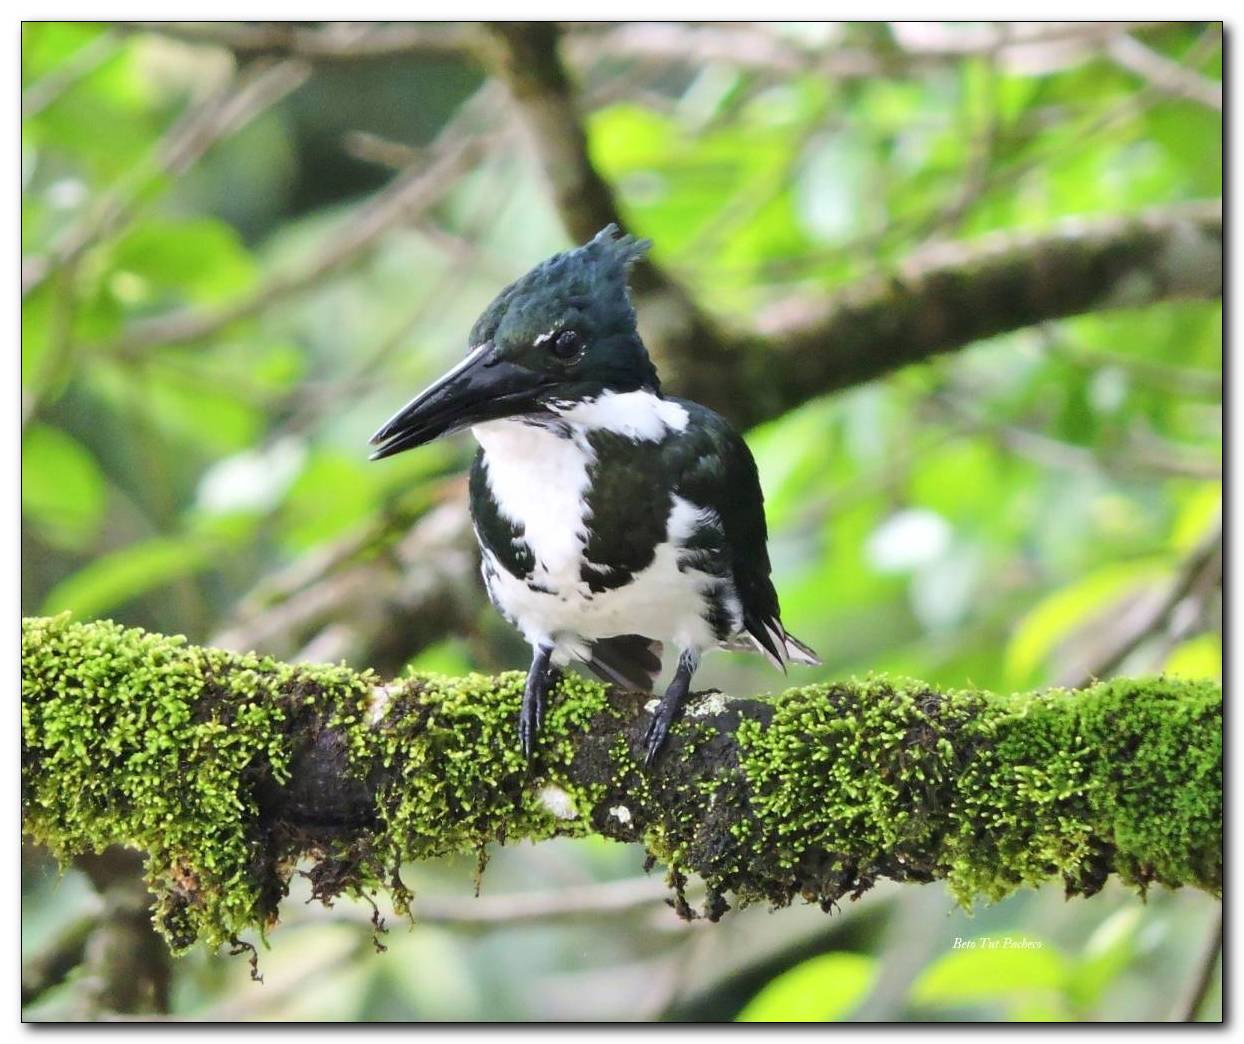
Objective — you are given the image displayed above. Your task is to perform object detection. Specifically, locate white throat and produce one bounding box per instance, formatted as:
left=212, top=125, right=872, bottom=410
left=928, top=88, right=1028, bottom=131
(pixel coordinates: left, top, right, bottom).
left=549, top=390, right=689, bottom=441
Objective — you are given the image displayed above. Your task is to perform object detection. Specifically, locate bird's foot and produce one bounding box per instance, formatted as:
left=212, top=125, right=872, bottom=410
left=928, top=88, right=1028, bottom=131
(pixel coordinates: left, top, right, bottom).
left=642, top=649, right=698, bottom=769
left=520, top=644, right=558, bottom=761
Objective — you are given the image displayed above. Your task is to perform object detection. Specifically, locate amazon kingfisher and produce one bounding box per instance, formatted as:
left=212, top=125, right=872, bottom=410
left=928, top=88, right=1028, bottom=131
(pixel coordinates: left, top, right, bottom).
left=369, top=226, right=818, bottom=765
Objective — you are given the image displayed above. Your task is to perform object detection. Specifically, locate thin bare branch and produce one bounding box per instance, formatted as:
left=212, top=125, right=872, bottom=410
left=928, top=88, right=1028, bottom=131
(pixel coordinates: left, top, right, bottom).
left=1106, top=33, right=1222, bottom=111
left=88, top=82, right=504, bottom=360
left=1174, top=909, right=1223, bottom=1021
left=22, top=58, right=311, bottom=297
left=305, top=874, right=685, bottom=929
left=22, top=29, right=122, bottom=118
left=103, top=134, right=483, bottom=358
left=926, top=392, right=1222, bottom=483
left=118, top=20, right=482, bottom=62
left=1044, top=339, right=1222, bottom=400
left=566, top=21, right=1154, bottom=79
left=1056, top=520, right=1222, bottom=688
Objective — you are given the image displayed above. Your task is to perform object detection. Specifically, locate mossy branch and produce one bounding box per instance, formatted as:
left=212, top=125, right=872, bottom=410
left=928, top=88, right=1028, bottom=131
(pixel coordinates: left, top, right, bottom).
left=22, top=615, right=1221, bottom=957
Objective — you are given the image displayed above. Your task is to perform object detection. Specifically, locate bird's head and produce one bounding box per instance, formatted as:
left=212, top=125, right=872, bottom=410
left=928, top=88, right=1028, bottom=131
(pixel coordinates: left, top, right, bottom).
left=369, top=225, right=658, bottom=459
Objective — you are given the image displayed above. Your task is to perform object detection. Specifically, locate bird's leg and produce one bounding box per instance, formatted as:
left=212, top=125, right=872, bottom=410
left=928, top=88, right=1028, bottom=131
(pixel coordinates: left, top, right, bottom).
left=644, top=649, right=700, bottom=767
left=520, top=642, right=557, bottom=760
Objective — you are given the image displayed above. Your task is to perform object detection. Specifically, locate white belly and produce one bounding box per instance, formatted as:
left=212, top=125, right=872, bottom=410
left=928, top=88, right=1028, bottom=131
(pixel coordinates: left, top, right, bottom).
left=472, top=419, right=738, bottom=663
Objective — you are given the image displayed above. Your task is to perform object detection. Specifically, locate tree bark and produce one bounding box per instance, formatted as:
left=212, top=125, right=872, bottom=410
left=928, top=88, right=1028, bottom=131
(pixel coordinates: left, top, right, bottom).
left=22, top=615, right=1222, bottom=958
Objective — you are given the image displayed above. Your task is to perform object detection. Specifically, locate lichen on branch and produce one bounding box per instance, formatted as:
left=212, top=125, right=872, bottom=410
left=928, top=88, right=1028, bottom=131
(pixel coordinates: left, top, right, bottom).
left=22, top=615, right=1222, bottom=957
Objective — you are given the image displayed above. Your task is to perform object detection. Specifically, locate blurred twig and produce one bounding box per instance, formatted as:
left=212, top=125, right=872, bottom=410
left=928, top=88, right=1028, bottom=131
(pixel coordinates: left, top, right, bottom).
left=70, top=849, right=172, bottom=1018
left=341, top=129, right=424, bottom=169
left=1056, top=518, right=1222, bottom=689
left=565, top=21, right=1153, bottom=79
left=885, top=20, right=1161, bottom=59
left=303, top=874, right=687, bottom=930
left=421, top=875, right=687, bottom=928
left=566, top=22, right=868, bottom=77
left=21, top=915, right=99, bottom=1008
left=21, top=29, right=121, bottom=117
left=1043, top=338, right=1222, bottom=400
left=1174, top=908, right=1223, bottom=1021
left=1106, top=32, right=1222, bottom=111
left=120, top=20, right=483, bottom=62
left=926, top=392, right=1222, bottom=483
left=99, top=133, right=485, bottom=360
left=22, top=56, right=311, bottom=297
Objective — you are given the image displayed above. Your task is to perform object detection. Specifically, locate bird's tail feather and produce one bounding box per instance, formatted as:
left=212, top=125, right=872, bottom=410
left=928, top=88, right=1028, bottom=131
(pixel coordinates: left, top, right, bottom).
left=782, top=632, right=821, bottom=667
left=581, top=635, right=664, bottom=692
left=738, top=617, right=821, bottom=671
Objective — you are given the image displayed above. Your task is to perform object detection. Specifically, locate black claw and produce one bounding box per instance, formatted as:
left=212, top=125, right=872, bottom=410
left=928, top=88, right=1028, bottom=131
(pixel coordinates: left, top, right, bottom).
left=643, top=711, right=674, bottom=768
left=519, top=701, right=539, bottom=759
left=520, top=688, right=544, bottom=760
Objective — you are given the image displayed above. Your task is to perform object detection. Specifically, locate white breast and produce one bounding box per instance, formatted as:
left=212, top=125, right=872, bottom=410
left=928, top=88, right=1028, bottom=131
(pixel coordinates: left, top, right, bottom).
left=472, top=419, right=594, bottom=588
left=471, top=412, right=738, bottom=664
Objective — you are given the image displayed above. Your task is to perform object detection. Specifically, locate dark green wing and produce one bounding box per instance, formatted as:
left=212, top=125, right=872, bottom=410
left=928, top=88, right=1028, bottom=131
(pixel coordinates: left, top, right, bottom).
left=664, top=399, right=798, bottom=668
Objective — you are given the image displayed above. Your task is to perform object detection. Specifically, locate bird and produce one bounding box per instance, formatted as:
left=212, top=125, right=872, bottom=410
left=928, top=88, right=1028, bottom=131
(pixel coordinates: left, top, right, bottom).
left=369, top=225, right=819, bottom=765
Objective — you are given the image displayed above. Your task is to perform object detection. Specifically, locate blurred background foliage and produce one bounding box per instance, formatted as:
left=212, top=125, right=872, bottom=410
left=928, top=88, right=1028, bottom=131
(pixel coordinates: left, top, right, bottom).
left=21, top=20, right=1220, bottom=1022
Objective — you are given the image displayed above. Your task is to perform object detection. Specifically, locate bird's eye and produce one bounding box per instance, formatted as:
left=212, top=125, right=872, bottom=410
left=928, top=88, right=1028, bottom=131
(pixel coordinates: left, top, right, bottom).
left=550, top=330, right=582, bottom=359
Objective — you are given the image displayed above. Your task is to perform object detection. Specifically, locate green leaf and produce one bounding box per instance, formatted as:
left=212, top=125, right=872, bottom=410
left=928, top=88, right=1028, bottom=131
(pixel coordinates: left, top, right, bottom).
left=107, top=217, right=256, bottom=305
left=587, top=104, right=678, bottom=172
left=41, top=535, right=216, bottom=618
left=1164, top=634, right=1221, bottom=681
left=1172, top=482, right=1221, bottom=551
left=24, top=30, right=157, bottom=181
left=22, top=424, right=108, bottom=550
left=86, top=359, right=262, bottom=455
left=911, top=936, right=1066, bottom=1008
left=278, top=450, right=379, bottom=550
left=21, top=280, right=52, bottom=390
left=22, top=23, right=109, bottom=84
left=407, top=639, right=474, bottom=678
left=1066, top=907, right=1143, bottom=1013
left=737, top=952, right=877, bottom=1022
left=1004, top=559, right=1170, bottom=685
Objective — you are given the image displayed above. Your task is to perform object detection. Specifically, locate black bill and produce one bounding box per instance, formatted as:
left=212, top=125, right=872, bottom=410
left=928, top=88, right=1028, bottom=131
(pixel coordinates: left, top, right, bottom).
left=368, top=343, right=549, bottom=460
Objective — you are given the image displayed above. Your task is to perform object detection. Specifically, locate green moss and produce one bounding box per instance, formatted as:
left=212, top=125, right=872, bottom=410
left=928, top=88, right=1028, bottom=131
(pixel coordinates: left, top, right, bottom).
left=21, top=615, right=617, bottom=953
left=335, top=666, right=616, bottom=896
left=23, top=616, right=1221, bottom=958
left=22, top=613, right=374, bottom=951
left=726, top=675, right=1222, bottom=909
